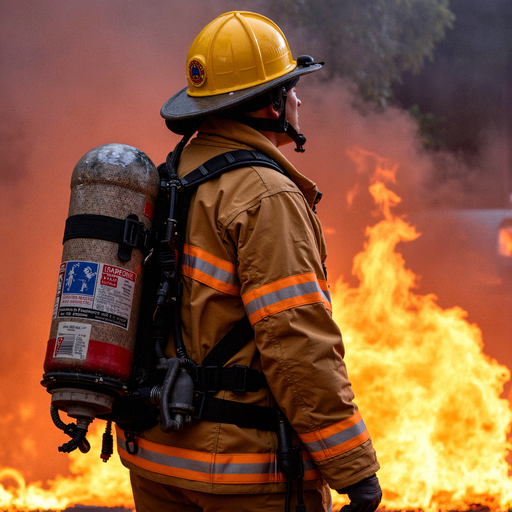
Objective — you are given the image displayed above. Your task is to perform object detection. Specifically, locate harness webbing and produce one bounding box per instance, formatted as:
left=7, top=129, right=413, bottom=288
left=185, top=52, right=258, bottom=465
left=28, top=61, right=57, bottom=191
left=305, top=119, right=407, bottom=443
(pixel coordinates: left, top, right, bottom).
left=179, top=149, right=287, bottom=189
left=169, top=148, right=288, bottom=432
left=192, top=316, right=267, bottom=393
left=201, top=315, right=254, bottom=368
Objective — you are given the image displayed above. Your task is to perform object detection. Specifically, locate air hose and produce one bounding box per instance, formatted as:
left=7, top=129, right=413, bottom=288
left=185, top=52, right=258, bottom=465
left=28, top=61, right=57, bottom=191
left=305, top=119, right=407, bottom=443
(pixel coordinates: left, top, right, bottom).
left=50, top=405, right=91, bottom=453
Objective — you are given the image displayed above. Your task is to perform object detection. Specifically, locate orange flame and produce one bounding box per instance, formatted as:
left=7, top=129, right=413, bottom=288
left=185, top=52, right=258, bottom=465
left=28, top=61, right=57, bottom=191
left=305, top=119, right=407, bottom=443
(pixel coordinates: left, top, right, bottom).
left=331, top=148, right=512, bottom=511
left=0, top=424, right=134, bottom=511
left=2, top=148, right=511, bottom=512
left=499, top=225, right=512, bottom=257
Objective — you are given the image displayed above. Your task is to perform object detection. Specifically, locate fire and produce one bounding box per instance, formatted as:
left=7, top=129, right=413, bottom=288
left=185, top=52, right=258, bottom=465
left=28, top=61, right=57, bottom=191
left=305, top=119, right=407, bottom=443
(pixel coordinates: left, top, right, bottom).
left=0, top=424, right=134, bottom=511
left=2, top=148, right=511, bottom=512
left=331, top=148, right=512, bottom=511
left=498, top=220, right=512, bottom=257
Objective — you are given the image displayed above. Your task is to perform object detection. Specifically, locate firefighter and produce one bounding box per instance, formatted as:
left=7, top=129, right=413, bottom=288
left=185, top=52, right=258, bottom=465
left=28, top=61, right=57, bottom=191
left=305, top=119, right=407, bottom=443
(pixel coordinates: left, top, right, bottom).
left=120, top=11, right=382, bottom=512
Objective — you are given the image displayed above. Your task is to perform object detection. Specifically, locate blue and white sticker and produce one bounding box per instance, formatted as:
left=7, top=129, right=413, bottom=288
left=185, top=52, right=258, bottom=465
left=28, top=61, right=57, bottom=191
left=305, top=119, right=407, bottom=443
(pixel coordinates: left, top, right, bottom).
left=53, top=261, right=137, bottom=330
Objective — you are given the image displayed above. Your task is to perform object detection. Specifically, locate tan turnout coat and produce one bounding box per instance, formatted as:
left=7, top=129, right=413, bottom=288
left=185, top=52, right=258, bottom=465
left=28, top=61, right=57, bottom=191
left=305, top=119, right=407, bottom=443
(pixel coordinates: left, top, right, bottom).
left=118, top=117, right=379, bottom=494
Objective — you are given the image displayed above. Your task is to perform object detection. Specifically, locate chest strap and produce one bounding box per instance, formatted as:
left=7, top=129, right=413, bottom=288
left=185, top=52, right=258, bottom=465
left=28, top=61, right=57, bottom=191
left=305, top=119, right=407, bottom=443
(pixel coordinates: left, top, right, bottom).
left=192, top=392, right=278, bottom=431
left=192, top=316, right=267, bottom=393
left=191, top=315, right=274, bottom=429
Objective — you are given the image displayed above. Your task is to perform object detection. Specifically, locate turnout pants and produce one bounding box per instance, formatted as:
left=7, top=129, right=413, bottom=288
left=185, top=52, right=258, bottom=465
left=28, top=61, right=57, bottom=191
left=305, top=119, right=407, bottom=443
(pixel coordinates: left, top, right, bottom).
left=130, top=471, right=333, bottom=512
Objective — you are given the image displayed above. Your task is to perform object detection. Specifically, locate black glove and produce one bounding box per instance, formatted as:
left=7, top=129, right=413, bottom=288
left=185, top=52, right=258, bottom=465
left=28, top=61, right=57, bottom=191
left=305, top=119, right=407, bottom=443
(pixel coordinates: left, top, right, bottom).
left=337, top=474, right=382, bottom=512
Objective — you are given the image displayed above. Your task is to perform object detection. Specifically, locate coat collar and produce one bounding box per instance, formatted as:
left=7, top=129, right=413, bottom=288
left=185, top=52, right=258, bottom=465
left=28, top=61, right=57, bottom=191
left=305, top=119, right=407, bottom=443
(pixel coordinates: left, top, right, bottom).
left=189, top=116, right=319, bottom=208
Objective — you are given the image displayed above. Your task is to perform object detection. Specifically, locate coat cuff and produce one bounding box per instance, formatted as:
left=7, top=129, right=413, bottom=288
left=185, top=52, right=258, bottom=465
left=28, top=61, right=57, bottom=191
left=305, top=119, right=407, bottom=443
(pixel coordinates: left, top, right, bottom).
left=314, top=438, right=380, bottom=490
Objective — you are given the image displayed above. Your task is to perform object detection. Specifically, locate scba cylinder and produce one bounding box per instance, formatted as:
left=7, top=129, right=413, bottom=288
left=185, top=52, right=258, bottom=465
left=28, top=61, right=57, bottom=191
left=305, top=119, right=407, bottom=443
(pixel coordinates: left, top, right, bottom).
left=42, top=143, right=159, bottom=424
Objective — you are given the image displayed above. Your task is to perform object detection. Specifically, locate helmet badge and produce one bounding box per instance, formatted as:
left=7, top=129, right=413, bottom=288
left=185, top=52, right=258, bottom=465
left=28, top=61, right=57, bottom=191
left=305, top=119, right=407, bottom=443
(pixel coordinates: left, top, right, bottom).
left=188, top=59, right=205, bottom=87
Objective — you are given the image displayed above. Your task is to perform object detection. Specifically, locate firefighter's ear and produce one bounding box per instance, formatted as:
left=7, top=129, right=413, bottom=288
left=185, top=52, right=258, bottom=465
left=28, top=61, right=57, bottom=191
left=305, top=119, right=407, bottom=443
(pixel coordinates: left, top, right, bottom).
left=265, top=103, right=281, bottom=119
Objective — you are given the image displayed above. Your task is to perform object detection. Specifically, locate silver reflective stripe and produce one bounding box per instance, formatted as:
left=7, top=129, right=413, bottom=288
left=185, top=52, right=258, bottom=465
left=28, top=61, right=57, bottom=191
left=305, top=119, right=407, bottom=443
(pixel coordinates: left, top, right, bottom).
left=210, top=460, right=275, bottom=476
left=321, top=286, right=331, bottom=303
left=244, top=281, right=324, bottom=317
left=302, top=419, right=368, bottom=454
left=119, top=437, right=319, bottom=479
left=137, top=444, right=211, bottom=474
left=182, top=253, right=238, bottom=287
left=119, top=439, right=277, bottom=477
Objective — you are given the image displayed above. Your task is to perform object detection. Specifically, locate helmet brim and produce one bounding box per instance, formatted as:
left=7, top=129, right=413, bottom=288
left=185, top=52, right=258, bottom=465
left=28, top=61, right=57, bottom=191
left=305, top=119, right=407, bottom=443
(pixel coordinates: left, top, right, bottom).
left=160, top=61, right=322, bottom=122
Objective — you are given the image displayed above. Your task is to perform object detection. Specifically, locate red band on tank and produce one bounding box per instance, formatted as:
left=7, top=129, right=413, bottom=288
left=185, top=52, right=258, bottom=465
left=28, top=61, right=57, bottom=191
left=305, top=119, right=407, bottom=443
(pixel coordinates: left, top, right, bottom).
left=144, top=201, right=154, bottom=221
left=44, top=337, right=133, bottom=381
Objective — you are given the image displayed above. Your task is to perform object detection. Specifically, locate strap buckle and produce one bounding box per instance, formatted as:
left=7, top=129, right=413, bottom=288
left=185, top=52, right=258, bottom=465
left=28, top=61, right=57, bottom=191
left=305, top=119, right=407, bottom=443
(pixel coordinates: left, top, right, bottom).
left=123, top=215, right=143, bottom=248
left=233, top=365, right=249, bottom=393
left=192, top=391, right=206, bottom=420
left=194, top=366, right=220, bottom=393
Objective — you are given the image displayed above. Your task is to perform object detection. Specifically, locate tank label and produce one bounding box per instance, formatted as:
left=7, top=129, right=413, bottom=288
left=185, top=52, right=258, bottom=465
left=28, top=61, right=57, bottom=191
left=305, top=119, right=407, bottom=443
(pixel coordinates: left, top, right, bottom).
left=54, top=322, right=91, bottom=360
left=54, top=260, right=137, bottom=330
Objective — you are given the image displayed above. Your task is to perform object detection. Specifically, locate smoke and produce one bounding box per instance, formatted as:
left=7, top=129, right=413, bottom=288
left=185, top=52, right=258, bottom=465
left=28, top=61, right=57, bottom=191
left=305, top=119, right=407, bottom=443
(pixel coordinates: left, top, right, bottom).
left=0, top=0, right=510, bottom=488
left=0, top=0, right=221, bottom=483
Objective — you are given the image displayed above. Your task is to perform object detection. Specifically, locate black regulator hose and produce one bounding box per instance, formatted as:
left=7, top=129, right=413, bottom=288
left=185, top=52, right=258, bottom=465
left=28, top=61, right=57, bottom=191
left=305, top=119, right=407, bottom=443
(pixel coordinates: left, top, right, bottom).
left=58, top=426, right=88, bottom=454
left=50, top=405, right=91, bottom=454
left=50, top=404, right=67, bottom=430
left=101, top=421, right=114, bottom=462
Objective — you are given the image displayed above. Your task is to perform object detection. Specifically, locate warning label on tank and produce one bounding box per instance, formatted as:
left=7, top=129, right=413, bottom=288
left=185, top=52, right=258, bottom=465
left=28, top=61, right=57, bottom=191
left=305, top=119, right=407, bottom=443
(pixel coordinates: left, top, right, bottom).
left=54, top=322, right=91, bottom=360
left=55, top=261, right=136, bottom=330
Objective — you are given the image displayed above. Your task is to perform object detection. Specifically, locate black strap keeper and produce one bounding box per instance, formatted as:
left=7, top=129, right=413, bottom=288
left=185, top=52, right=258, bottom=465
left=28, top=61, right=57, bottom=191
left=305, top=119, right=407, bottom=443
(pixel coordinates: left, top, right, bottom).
left=118, top=214, right=143, bottom=262
left=194, top=366, right=220, bottom=394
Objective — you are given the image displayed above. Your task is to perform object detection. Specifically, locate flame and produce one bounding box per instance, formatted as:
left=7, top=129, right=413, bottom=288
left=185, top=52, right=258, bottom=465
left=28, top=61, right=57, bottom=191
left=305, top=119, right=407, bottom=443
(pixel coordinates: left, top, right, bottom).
left=498, top=224, right=512, bottom=257
left=330, top=148, right=512, bottom=511
left=0, top=424, right=134, bottom=511
left=2, top=148, right=512, bottom=512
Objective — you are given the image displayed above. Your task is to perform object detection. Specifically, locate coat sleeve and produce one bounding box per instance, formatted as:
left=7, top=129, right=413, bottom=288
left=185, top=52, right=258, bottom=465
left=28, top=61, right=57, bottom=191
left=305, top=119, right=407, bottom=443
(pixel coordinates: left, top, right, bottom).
left=228, top=186, right=380, bottom=490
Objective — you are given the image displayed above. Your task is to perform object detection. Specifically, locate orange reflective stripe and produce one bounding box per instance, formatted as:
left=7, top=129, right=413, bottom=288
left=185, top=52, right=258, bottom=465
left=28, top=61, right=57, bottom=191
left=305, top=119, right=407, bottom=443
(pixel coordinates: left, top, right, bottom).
left=242, top=272, right=332, bottom=325
left=116, top=427, right=321, bottom=484
left=297, top=411, right=370, bottom=462
left=181, top=244, right=240, bottom=296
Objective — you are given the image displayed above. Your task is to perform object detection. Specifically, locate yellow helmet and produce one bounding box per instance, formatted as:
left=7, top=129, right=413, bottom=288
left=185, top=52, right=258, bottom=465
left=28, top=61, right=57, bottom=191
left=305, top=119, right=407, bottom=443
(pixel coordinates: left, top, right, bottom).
left=185, top=11, right=296, bottom=97
left=161, top=11, right=323, bottom=134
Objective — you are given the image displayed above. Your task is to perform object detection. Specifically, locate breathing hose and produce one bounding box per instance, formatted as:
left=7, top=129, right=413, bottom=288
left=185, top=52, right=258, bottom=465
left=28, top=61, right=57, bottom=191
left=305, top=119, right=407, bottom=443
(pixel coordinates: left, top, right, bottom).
left=50, top=405, right=91, bottom=453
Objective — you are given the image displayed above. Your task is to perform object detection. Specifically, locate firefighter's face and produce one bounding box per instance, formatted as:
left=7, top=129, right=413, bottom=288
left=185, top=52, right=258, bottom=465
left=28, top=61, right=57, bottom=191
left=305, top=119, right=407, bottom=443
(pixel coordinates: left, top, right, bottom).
left=285, top=87, right=301, bottom=133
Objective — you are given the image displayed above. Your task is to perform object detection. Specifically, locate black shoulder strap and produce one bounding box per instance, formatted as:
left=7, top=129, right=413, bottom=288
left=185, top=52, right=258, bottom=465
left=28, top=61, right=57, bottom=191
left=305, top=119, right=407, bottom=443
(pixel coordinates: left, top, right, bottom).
left=179, top=149, right=287, bottom=189
left=201, top=315, right=254, bottom=368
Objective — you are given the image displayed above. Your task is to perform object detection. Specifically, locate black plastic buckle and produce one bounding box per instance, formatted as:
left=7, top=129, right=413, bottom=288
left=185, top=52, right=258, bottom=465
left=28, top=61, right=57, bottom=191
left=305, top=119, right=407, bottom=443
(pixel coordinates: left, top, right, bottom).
left=233, top=365, right=249, bottom=393
left=195, top=366, right=220, bottom=393
left=123, top=215, right=143, bottom=248
left=192, top=391, right=206, bottom=420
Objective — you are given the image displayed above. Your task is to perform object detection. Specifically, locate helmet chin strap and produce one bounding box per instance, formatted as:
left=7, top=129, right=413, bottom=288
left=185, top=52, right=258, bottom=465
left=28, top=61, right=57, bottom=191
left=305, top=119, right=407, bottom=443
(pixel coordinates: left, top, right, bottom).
left=220, top=84, right=307, bottom=152
left=272, top=84, right=306, bottom=152
left=280, top=115, right=307, bottom=153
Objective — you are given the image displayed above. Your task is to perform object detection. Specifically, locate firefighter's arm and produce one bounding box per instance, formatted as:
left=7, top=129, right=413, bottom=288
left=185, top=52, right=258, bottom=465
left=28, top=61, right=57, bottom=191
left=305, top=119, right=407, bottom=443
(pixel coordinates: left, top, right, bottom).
left=231, top=188, right=380, bottom=489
